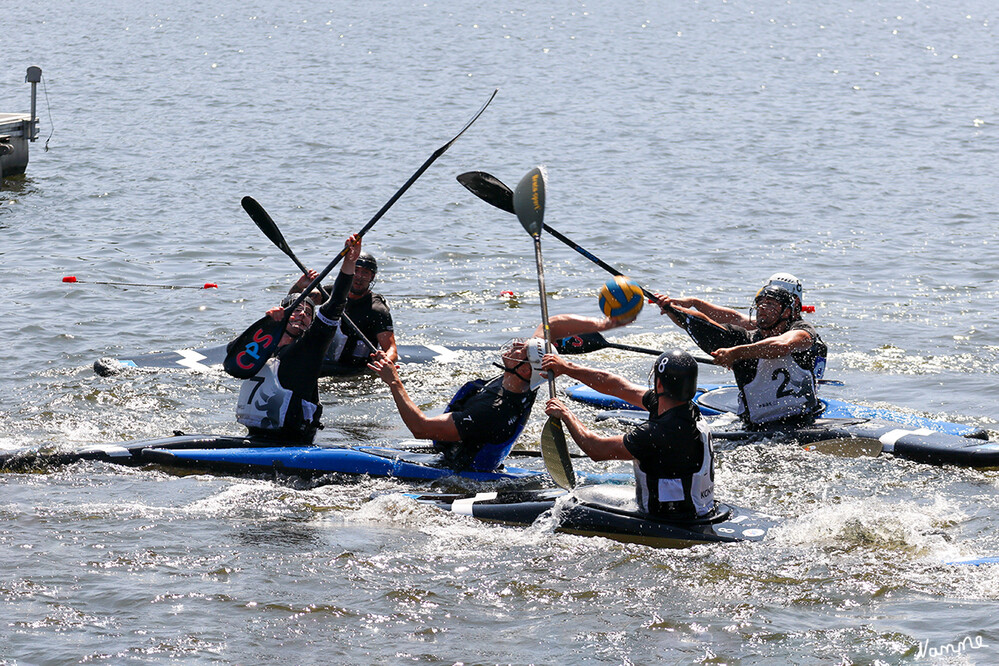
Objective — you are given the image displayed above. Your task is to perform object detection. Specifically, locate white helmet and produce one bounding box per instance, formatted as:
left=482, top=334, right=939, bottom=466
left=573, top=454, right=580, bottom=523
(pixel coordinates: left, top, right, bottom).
left=765, top=273, right=803, bottom=304
left=499, top=337, right=550, bottom=389
left=525, top=337, right=552, bottom=390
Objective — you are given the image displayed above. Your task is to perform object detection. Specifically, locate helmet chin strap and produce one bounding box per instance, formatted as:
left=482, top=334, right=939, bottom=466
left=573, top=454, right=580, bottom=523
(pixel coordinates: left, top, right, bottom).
left=493, top=361, right=532, bottom=383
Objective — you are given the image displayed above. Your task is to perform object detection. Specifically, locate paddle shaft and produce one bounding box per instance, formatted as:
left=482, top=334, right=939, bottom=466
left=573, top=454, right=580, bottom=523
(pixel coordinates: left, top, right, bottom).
left=533, top=239, right=557, bottom=396
left=513, top=166, right=575, bottom=490
left=224, top=91, right=496, bottom=378
left=242, top=196, right=385, bottom=352
left=280, top=90, right=498, bottom=330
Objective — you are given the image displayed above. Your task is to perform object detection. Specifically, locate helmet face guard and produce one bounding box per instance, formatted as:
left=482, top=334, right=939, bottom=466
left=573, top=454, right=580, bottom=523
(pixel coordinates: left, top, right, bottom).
left=752, top=285, right=799, bottom=326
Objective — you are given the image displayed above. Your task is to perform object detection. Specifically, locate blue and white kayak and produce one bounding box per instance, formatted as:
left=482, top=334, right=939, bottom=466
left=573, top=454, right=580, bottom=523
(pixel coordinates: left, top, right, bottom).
left=93, top=342, right=487, bottom=377
left=946, top=556, right=999, bottom=566
left=0, top=432, right=628, bottom=484
left=141, top=444, right=544, bottom=482
left=566, top=384, right=989, bottom=439
left=0, top=433, right=256, bottom=471
left=141, top=443, right=630, bottom=484
left=566, top=385, right=999, bottom=468
left=408, top=484, right=776, bottom=548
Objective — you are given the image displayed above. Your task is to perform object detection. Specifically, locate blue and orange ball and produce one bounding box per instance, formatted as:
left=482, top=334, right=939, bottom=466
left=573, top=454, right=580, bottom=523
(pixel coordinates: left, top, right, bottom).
left=598, top=276, right=644, bottom=320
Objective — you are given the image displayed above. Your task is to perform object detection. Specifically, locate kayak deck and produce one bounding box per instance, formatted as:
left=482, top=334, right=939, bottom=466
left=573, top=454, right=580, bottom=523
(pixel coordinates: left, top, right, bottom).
left=142, top=443, right=543, bottom=482
left=568, top=384, right=999, bottom=468
left=566, top=384, right=988, bottom=439
left=93, top=343, right=484, bottom=377
left=1, top=433, right=630, bottom=485
left=410, top=484, right=776, bottom=548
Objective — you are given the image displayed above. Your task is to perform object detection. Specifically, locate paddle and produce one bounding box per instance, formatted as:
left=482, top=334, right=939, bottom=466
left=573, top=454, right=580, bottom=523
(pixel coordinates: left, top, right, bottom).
left=552, top=331, right=843, bottom=385
left=223, top=90, right=497, bottom=379
left=241, top=196, right=378, bottom=354
left=458, top=170, right=659, bottom=295
left=512, top=166, right=576, bottom=490
left=457, top=171, right=515, bottom=214
left=458, top=170, right=843, bottom=387
left=554, top=331, right=711, bottom=363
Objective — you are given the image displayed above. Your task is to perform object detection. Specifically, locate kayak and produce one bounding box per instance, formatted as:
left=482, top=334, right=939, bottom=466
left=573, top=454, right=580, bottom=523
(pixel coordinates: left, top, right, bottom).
left=93, top=342, right=488, bottom=377
left=569, top=385, right=999, bottom=468
left=407, top=484, right=776, bottom=548
left=0, top=433, right=256, bottom=471
left=946, top=556, right=999, bottom=566
left=142, top=443, right=544, bottom=482
left=0, top=433, right=630, bottom=485
left=141, top=444, right=630, bottom=484
left=565, top=384, right=989, bottom=440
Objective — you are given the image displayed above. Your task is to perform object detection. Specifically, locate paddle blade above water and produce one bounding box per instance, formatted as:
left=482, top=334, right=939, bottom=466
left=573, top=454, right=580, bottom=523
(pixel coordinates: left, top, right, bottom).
left=541, top=417, right=576, bottom=490
left=222, top=315, right=284, bottom=378
left=242, top=196, right=295, bottom=258
left=513, top=166, right=546, bottom=237
left=456, top=171, right=515, bottom=214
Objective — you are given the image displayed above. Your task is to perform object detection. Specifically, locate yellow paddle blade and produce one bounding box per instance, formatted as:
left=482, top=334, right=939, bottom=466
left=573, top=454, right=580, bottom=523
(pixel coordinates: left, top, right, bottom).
left=541, top=417, right=575, bottom=489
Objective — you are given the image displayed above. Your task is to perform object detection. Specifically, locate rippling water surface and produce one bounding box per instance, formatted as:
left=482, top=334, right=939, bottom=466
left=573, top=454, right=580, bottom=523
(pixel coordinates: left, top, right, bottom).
left=2, top=0, right=998, bottom=663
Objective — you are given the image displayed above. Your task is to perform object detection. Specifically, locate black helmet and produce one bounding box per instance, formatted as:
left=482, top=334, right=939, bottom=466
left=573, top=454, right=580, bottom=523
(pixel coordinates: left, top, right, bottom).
left=649, top=350, right=698, bottom=402
left=355, top=252, right=378, bottom=273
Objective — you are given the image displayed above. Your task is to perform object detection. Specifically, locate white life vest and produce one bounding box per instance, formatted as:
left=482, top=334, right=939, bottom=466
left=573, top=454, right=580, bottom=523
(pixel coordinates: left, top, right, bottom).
left=235, top=358, right=318, bottom=431
left=739, top=356, right=818, bottom=425
left=633, top=418, right=714, bottom=518
left=329, top=321, right=349, bottom=360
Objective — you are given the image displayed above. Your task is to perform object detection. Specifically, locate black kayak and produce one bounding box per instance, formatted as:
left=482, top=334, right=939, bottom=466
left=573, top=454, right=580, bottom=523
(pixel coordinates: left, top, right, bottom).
left=92, top=342, right=489, bottom=377
left=409, top=484, right=776, bottom=548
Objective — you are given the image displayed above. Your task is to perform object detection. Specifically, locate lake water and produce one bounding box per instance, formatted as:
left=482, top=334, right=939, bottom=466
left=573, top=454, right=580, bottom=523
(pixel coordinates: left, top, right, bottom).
left=2, top=0, right=998, bottom=663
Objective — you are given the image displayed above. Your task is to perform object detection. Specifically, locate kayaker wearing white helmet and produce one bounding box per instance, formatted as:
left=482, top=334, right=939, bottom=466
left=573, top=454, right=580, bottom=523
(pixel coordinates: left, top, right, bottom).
left=652, top=273, right=827, bottom=428
left=367, top=313, right=634, bottom=471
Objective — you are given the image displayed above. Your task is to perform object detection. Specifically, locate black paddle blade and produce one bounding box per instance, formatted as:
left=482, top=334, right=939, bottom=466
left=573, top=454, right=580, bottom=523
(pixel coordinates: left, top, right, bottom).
left=541, top=417, right=575, bottom=490
left=513, top=166, right=546, bottom=237
left=222, top=315, right=285, bottom=378
left=241, top=197, right=294, bottom=258
left=456, top=171, right=516, bottom=214
left=552, top=332, right=610, bottom=355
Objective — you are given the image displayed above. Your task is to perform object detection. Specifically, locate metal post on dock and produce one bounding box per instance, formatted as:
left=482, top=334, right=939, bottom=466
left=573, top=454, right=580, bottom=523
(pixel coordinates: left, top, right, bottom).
left=25, top=66, right=41, bottom=142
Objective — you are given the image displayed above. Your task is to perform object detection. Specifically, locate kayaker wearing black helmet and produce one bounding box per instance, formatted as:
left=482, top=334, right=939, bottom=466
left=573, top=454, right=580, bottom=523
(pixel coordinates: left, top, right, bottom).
left=542, top=350, right=715, bottom=520
left=234, top=234, right=361, bottom=443
left=290, top=249, right=398, bottom=367
left=653, top=273, right=827, bottom=428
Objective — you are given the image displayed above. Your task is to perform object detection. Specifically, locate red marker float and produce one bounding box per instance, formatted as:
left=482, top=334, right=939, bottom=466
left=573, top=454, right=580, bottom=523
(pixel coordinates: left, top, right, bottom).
left=62, top=276, right=218, bottom=289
